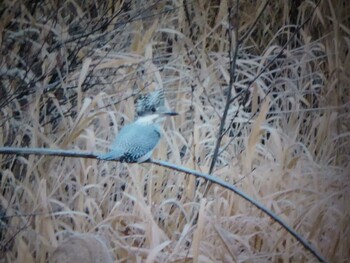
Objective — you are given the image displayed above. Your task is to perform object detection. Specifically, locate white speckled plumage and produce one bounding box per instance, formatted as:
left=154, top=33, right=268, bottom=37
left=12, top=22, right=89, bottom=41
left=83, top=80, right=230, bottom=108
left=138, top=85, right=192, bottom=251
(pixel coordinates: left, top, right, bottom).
left=98, top=120, right=161, bottom=162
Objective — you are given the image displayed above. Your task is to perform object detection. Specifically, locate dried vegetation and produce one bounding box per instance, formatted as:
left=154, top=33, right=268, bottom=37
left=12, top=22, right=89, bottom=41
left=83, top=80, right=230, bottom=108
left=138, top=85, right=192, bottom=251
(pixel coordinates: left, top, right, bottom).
left=0, top=0, right=349, bottom=262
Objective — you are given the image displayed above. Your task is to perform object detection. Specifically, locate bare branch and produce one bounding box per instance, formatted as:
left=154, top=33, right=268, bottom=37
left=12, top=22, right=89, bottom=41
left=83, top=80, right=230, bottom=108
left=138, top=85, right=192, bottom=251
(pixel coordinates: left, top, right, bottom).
left=0, top=147, right=97, bottom=159
left=0, top=146, right=328, bottom=262
left=149, top=159, right=328, bottom=263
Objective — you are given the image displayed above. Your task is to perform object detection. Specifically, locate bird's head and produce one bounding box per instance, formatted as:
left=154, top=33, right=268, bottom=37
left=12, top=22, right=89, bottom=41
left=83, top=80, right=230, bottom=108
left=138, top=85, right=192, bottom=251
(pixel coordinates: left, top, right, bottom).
left=134, top=88, right=178, bottom=124
left=135, top=89, right=165, bottom=117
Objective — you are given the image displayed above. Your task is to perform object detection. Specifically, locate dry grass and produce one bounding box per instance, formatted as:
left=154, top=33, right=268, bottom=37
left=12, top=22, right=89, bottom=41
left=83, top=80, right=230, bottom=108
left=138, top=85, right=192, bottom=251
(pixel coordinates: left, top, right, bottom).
left=1, top=0, right=349, bottom=262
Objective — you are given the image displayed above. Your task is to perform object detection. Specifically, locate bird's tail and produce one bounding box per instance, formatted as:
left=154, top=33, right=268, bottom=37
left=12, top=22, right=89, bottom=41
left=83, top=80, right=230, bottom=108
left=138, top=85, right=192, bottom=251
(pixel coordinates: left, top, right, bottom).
left=97, top=149, right=123, bottom=161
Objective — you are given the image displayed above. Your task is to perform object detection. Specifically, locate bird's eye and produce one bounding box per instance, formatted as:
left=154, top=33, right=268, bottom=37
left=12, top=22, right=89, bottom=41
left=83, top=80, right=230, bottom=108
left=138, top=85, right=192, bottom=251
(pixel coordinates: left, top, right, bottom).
left=151, top=107, right=156, bottom=112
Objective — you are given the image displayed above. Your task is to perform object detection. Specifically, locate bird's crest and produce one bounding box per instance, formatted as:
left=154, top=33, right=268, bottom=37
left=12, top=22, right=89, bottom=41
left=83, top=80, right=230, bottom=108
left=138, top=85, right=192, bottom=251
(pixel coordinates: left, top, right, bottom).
left=135, top=89, right=165, bottom=117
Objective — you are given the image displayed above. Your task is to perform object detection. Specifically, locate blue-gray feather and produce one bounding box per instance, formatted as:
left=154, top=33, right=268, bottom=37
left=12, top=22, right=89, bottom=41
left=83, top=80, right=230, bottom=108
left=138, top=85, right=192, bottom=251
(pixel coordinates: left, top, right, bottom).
left=98, top=122, right=161, bottom=162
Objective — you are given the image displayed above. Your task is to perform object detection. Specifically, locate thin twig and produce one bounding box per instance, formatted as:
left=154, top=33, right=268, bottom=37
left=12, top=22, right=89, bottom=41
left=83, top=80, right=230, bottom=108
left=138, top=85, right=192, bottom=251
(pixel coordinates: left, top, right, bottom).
left=208, top=2, right=240, bottom=175
left=230, top=0, right=322, bottom=105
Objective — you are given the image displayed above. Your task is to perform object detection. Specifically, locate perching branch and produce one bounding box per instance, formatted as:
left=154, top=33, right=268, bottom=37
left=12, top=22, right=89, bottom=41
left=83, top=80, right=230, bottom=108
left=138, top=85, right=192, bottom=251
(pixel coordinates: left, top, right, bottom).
left=0, top=147, right=97, bottom=159
left=0, top=146, right=328, bottom=263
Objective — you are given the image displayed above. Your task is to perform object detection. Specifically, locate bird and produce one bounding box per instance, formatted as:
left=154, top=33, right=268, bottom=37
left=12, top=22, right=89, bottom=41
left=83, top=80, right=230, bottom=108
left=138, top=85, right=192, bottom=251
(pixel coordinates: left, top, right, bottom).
left=98, top=89, right=177, bottom=163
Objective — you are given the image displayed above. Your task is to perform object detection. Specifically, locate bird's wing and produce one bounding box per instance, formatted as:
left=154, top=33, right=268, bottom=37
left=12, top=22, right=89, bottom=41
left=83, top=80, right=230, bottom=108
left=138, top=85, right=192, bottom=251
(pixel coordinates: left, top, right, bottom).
left=105, top=123, right=161, bottom=162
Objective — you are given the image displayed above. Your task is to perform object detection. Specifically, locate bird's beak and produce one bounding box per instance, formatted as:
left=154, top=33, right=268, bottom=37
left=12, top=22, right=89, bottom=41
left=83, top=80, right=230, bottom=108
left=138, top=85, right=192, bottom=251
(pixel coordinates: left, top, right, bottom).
left=161, top=111, right=178, bottom=116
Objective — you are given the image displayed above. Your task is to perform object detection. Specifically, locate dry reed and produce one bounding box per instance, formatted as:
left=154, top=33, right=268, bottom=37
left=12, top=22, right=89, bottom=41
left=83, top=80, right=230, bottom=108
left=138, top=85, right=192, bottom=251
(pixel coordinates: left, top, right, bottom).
left=0, top=0, right=349, bottom=262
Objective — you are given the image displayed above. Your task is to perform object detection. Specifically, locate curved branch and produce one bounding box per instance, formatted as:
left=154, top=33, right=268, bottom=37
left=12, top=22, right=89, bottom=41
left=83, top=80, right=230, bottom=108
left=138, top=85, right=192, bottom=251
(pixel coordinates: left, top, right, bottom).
left=0, top=147, right=327, bottom=262
left=149, top=159, right=327, bottom=263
